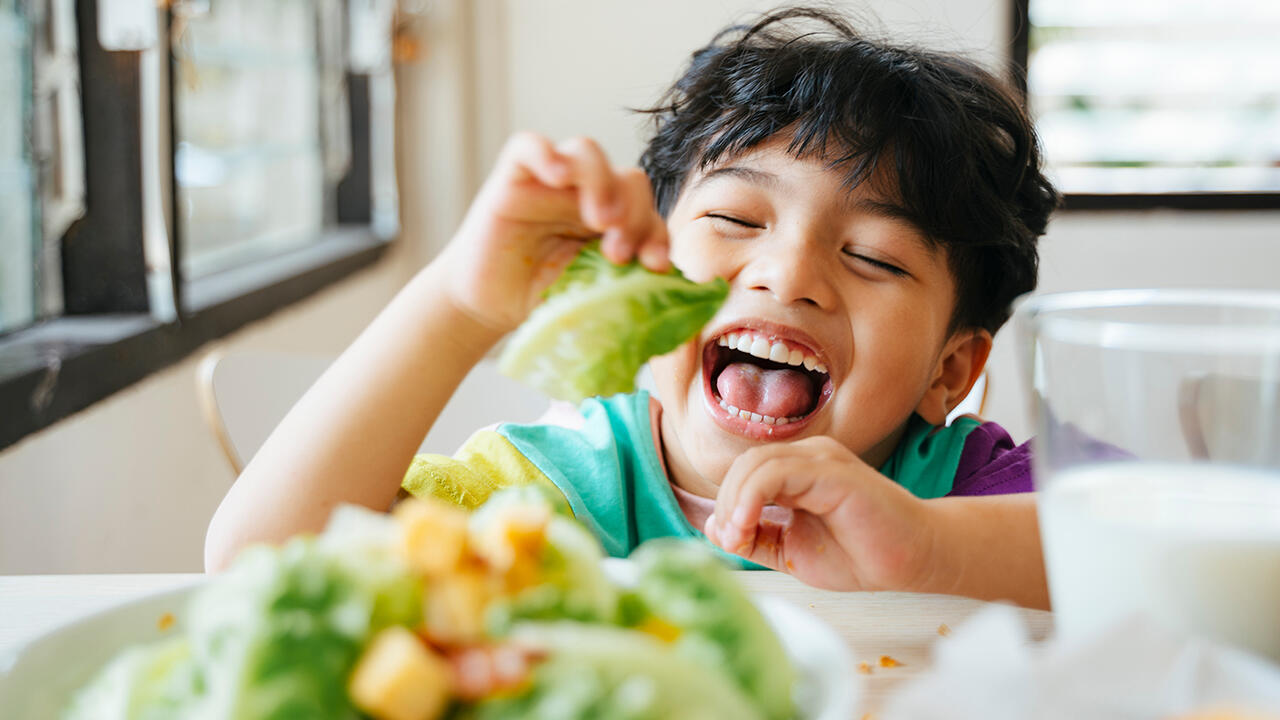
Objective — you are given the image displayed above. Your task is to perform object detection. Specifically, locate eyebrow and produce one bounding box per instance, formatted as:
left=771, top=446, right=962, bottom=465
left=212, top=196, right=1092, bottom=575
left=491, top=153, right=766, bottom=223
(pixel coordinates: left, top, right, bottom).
left=693, top=166, right=912, bottom=217
left=689, top=164, right=932, bottom=245
left=850, top=198, right=917, bottom=225
left=688, top=165, right=781, bottom=193
left=853, top=198, right=938, bottom=255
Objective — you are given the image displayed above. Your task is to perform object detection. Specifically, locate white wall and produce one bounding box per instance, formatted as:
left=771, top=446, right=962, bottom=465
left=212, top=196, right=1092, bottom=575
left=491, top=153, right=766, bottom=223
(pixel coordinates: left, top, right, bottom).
left=490, top=0, right=1009, bottom=169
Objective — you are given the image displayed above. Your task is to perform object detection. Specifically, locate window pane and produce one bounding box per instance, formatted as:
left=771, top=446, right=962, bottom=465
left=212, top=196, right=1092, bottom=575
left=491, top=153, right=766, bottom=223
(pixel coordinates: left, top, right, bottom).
left=0, top=0, right=37, bottom=334
left=1028, top=0, right=1280, bottom=194
left=174, top=0, right=324, bottom=279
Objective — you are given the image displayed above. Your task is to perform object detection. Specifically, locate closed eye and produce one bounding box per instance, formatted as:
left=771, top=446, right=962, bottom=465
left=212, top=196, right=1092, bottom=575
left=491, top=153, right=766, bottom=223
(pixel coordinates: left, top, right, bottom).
left=843, top=249, right=909, bottom=277
left=706, top=213, right=763, bottom=229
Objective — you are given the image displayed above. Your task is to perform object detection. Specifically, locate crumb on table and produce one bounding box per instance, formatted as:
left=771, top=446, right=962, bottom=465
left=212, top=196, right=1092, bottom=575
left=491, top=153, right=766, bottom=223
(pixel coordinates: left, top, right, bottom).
left=857, top=661, right=873, bottom=674
left=878, top=655, right=902, bottom=668
left=937, top=623, right=951, bottom=636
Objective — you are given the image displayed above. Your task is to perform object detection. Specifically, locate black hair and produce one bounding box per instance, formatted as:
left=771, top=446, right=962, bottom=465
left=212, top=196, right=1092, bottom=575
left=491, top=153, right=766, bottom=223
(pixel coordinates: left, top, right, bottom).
left=638, top=6, right=1060, bottom=334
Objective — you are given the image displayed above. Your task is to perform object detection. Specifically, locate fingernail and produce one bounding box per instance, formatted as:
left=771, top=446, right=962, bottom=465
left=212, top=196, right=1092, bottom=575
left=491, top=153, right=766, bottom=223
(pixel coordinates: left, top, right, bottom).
left=640, top=245, right=668, bottom=270
left=601, top=228, right=623, bottom=257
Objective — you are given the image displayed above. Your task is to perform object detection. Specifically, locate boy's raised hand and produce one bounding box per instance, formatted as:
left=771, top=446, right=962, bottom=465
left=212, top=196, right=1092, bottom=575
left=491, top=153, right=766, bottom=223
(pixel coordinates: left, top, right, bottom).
left=438, top=132, right=670, bottom=336
left=704, top=436, right=938, bottom=593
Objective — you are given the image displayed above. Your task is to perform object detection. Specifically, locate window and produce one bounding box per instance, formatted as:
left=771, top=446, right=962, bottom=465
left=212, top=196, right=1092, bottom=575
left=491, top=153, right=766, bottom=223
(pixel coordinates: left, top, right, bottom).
left=0, top=0, right=397, bottom=450
left=173, top=0, right=328, bottom=279
left=0, top=0, right=36, bottom=334
left=1015, top=0, right=1280, bottom=208
left=1, top=0, right=83, bottom=334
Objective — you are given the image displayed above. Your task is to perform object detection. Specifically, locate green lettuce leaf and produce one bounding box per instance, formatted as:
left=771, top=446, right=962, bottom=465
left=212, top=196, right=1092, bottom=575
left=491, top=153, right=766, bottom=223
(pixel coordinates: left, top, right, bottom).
left=63, top=637, right=199, bottom=720
left=462, top=624, right=764, bottom=720
left=630, top=540, right=796, bottom=720
left=498, top=245, right=728, bottom=402
left=63, top=508, right=421, bottom=720
left=477, top=487, right=619, bottom=633
left=185, top=508, right=421, bottom=720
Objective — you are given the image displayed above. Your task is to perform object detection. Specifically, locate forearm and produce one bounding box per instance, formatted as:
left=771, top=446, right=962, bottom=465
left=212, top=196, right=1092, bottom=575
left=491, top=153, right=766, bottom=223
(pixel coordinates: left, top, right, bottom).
left=918, top=494, right=1050, bottom=610
left=205, top=261, right=505, bottom=571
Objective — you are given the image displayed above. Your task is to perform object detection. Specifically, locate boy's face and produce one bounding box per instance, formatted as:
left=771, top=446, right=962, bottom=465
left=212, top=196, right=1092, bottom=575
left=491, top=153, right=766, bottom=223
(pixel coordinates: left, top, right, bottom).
left=650, top=136, right=966, bottom=489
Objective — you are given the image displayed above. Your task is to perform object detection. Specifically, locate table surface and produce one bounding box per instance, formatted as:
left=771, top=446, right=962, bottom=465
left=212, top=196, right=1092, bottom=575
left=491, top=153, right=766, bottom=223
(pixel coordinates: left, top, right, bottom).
left=0, top=572, right=1053, bottom=713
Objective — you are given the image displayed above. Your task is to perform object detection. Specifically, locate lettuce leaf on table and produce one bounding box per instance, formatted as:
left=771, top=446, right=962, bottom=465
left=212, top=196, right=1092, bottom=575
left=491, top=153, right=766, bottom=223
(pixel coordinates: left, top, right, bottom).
left=63, top=636, right=199, bottom=720
left=185, top=509, right=421, bottom=720
left=65, top=508, right=421, bottom=720
left=629, top=540, right=796, bottom=720
left=462, top=624, right=765, bottom=720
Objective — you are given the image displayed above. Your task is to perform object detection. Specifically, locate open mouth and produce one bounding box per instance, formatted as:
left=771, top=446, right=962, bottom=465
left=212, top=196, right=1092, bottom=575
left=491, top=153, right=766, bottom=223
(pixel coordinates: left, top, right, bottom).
left=703, top=328, right=833, bottom=433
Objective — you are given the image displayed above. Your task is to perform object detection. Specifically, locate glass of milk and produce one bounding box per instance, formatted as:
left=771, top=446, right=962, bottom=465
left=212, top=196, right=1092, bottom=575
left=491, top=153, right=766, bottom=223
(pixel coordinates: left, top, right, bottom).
left=1016, top=289, right=1280, bottom=661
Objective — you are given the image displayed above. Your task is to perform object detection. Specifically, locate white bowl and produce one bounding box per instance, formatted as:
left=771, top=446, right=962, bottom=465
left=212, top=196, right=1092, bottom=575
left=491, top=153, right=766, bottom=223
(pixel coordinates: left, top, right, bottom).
left=0, top=569, right=857, bottom=719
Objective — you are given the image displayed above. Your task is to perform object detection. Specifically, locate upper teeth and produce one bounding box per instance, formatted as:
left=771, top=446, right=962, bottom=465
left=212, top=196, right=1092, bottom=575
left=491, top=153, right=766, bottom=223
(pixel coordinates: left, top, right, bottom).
left=717, top=331, right=828, bottom=374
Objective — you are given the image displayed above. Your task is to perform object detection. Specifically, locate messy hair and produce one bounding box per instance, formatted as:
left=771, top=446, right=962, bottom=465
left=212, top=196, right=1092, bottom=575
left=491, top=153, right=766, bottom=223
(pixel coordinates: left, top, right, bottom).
left=638, top=6, right=1059, bottom=333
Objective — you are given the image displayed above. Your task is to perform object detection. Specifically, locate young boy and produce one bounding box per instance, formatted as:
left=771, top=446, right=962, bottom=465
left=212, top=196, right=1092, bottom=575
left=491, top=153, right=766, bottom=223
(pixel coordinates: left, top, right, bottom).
left=205, top=7, right=1059, bottom=609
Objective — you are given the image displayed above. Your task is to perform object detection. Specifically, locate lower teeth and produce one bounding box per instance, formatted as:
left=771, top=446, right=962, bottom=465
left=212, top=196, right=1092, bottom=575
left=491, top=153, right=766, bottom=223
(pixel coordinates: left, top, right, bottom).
left=717, top=398, right=797, bottom=425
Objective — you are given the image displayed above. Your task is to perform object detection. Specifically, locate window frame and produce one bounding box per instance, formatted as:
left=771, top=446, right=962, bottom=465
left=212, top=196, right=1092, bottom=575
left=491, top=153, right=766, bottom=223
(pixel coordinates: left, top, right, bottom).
left=1010, top=0, right=1280, bottom=212
left=0, top=0, right=393, bottom=451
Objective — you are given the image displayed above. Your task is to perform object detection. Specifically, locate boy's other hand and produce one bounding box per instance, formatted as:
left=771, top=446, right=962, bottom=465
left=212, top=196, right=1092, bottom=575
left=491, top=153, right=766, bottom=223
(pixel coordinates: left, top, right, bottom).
left=438, top=132, right=670, bottom=336
left=705, top=436, right=937, bottom=593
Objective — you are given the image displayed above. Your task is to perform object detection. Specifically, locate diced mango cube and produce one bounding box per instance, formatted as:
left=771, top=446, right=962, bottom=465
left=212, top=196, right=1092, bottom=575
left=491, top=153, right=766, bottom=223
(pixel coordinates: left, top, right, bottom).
left=394, top=498, right=471, bottom=575
left=424, top=567, right=496, bottom=644
left=470, top=503, right=550, bottom=573
left=348, top=626, right=452, bottom=720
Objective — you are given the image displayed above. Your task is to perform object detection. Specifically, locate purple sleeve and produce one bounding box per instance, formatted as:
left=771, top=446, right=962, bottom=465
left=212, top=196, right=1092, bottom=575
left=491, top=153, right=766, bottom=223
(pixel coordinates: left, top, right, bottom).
left=948, top=421, right=1034, bottom=496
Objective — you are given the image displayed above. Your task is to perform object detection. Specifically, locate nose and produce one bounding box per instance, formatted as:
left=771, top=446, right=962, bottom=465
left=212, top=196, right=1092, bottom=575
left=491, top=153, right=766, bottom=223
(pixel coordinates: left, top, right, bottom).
left=737, top=233, right=838, bottom=309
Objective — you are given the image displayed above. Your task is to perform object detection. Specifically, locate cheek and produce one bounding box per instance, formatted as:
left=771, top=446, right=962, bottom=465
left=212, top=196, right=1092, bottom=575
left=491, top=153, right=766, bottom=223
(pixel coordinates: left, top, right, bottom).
left=851, top=305, right=944, bottom=392
left=667, top=230, right=724, bottom=284
left=649, top=339, right=701, bottom=398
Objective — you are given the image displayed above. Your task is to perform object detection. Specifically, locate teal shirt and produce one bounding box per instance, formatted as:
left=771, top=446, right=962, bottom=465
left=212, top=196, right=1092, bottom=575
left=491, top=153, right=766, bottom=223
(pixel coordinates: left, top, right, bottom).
left=495, top=391, right=981, bottom=568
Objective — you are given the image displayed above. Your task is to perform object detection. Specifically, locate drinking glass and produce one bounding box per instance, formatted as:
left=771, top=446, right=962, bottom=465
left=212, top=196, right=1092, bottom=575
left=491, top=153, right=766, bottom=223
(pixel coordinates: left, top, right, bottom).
left=1016, top=289, right=1280, bottom=661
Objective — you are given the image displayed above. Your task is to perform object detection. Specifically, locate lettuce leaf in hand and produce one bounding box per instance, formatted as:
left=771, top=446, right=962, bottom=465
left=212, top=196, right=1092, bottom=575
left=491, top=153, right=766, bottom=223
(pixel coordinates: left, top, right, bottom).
left=498, top=245, right=728, bottom=402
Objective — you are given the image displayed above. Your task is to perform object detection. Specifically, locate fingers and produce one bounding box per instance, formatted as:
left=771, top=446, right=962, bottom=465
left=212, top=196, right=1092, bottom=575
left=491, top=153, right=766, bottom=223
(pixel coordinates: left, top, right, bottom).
left=495, top=133, right=669, bottom=271
left=713, top=455, right=802, bottom=554
left=703, top=513, right=789, bottom=572
left=554, top=136, right=623, bottom=231
left=709, top=438, right=852, bottom=555
left=496, top=131, right=574, bottom=189
left=605, top=167, right=670, bottom=272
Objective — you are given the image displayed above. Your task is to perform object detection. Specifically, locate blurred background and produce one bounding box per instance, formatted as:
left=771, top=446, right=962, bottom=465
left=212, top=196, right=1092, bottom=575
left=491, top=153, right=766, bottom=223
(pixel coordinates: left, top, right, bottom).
left=1, top=0, right=1278, bottom=574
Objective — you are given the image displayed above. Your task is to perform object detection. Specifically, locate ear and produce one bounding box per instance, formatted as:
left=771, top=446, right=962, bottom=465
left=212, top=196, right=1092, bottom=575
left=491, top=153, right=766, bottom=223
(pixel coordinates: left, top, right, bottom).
left=915, top=329, right=993, bottom=426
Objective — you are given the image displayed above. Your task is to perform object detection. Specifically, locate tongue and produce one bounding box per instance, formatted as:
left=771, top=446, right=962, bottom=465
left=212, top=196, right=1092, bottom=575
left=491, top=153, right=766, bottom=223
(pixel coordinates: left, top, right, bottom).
left=716, top=362, right=816, bottom=420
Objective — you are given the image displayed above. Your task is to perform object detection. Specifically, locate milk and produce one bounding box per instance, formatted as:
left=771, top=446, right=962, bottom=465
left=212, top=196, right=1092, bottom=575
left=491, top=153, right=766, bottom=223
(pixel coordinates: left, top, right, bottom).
left=1039, top=462, right=1280, bottom=661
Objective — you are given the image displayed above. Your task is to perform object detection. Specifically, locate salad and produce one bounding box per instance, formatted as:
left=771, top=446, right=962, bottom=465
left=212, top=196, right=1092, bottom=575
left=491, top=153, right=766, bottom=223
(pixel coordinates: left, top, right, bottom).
left=65, top=487, right=796, bottom=719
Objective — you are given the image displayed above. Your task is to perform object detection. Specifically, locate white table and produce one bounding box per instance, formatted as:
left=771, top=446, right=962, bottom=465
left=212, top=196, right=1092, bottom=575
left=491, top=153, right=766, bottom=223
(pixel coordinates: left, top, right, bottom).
left=0, top=572, right=1053, bottom=713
